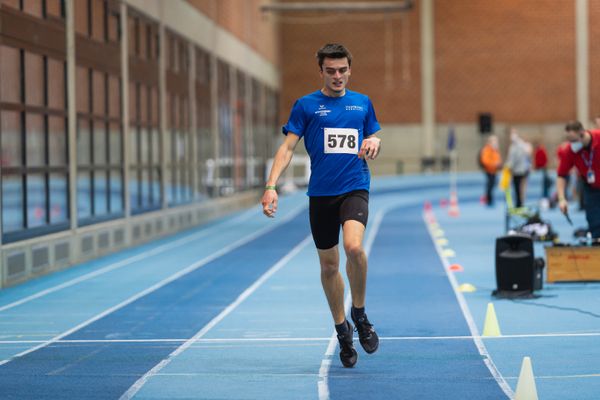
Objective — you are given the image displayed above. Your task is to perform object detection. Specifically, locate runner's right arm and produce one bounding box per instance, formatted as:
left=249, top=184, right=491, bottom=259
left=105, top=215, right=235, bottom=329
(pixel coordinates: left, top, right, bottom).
left=262, top=133, right=301, bottom=218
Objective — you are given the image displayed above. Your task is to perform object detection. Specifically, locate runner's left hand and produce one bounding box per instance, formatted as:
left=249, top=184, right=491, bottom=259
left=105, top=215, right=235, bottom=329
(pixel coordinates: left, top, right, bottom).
left=358, top=136, right=381, bottom=160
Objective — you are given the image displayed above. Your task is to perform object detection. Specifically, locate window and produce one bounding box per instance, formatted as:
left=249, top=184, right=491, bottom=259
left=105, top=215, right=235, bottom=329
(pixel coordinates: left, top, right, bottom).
left=165, top=31, right=192, bottom=205
left=265, top=87, right=279, bottom=158
left=195, top=47, right=214, bottom=199
left=0, top=1, right=68, bottom=242
left=234, top=70, right=249, bottom=192
left=250, top=79, right=267, bottom=189
left=128, top=12, right=161, bottom=213
left=217, top=59, right=233, bottom=196
left=75, top=0, right=123, bottom=224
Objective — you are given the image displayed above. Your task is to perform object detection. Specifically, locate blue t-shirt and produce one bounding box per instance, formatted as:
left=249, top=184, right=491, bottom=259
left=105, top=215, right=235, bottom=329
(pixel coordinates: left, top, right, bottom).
left=282, top=89, right=381, bottom=196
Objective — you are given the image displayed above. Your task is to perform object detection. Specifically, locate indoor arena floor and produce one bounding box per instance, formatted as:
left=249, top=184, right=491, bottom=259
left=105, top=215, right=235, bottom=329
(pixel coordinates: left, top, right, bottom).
left=1, top=173, right=599, bottom=399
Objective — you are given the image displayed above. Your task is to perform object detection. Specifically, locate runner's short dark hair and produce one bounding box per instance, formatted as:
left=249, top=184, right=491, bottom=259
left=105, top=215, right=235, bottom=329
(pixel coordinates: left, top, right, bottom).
left=565, top=120, right=584, bottom=132
left=316, top=44, right=352, bottom=70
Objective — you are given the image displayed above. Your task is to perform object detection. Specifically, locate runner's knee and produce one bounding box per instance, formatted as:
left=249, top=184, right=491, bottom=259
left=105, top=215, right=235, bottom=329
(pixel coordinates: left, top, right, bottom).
left=320, top=260, right=339, bottom=277
left=344, top=242, right=364, bottom=261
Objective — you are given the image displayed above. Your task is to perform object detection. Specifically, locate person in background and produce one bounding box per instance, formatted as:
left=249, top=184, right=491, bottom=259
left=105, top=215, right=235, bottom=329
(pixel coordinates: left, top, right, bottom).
left=533, top=138, right=550, bottom=201
left=557, top=121, right=600, bottom=239
left=480, top=135, right=502, bottom=206
left=505, top=128, right=532, bottom=207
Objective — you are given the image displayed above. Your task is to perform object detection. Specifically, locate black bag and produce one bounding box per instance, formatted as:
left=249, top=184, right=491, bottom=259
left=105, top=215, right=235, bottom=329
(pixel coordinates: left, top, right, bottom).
left=516, top=214, right=557, bottom=242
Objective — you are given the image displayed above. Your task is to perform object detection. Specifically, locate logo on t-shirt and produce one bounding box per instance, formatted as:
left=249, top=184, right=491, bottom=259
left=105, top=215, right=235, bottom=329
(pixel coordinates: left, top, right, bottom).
left=315, top=105, right=331, bottom=117
left=345, top=105, right=363, bottom=111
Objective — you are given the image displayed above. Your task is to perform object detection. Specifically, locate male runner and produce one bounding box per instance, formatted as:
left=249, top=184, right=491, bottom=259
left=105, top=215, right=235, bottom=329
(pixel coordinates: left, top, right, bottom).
left=261, top=43, right=381, bottom=367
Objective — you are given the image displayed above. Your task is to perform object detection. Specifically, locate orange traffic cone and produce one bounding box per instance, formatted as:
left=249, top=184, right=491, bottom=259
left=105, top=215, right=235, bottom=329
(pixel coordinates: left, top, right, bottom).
left=448, top=191, right=460, bottom=217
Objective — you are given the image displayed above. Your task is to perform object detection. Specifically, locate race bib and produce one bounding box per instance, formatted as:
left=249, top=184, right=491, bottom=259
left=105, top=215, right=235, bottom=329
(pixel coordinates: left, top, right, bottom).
left=324, top=128, right=359, bottom=154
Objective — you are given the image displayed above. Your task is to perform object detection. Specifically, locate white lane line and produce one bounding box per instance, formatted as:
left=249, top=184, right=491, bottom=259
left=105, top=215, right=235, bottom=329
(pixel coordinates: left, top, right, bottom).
left=423, top=208, right=515, bottom=399
left=154, top=372, right=322, bottom=377
left=317, top=207, right=386, bottom=400
left=150, top=372, right=600, bottom=380
left=3, top=331, right=600, bottom=345
left=152, top=372, right=600, bottom=380
left=505, top=373, right=600, bottom=380
left=0, top=205, right=280, bottom=314
left=0, top=206, right=306, bottom=367
left=118, top=235, right=313, bottom=400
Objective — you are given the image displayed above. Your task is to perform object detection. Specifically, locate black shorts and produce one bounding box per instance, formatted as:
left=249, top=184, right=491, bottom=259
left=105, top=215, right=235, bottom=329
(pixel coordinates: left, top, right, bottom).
left=309, top=190, right=369, bottom=250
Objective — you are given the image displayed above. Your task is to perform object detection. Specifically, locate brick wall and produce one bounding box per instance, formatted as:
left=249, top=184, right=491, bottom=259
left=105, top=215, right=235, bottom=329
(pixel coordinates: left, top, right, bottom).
left=436, top=0, right=576, bottom=124
left=184, top=0, right=597, bottom=171
left=279, top=1, right=422, bottom=125
left=277, top=0, right=598, bottom=172
left=186, top=0, right=279, bottom=66
left=278, top=0, right=592, bottom=126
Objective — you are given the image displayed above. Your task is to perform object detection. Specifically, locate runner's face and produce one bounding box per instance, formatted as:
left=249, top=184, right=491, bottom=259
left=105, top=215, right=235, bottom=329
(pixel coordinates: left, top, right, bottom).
left=320, top=57, right=351, bottom=96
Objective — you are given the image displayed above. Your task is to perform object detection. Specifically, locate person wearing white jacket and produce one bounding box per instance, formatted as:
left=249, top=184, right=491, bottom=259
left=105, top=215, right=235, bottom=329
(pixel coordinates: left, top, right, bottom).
left=505, top=128, right=532, bottom=207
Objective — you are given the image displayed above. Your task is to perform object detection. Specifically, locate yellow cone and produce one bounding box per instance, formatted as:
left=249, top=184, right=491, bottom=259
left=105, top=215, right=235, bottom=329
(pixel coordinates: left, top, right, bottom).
left=515, top=357, right=538, bottom=400
left=433, top=228, right=445, bottom=237
left=442, top=248, right=456, bottom=258
left=458, top=283, right=476, bottom=292
left=482, top=302, right=501, bottom=337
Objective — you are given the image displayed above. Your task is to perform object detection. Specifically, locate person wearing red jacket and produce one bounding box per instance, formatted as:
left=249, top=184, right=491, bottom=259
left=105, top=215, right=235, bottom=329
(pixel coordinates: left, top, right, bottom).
left=557, top=121, right=600, bottom=238
left=533, top=139, right=550, bottom=199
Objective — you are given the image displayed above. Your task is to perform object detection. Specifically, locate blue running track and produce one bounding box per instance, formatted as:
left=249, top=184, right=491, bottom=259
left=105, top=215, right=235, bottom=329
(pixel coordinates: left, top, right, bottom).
left=328, top=206, right=506, bottom=399
left=1, top=173, right=599, bottom=399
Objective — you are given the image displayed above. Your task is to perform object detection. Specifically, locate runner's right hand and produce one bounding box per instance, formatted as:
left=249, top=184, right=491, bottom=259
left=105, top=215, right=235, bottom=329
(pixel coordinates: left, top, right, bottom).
left=262, top=189, right=278, bottom=218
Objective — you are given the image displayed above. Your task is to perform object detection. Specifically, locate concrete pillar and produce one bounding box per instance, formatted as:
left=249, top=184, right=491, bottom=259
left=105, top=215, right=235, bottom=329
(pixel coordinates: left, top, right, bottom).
left=158, top=19, right=167, bottom=208
left=66, top=0, right=77, bottom=230
left=120, top=3, right=131, bottom=218
left=575, top=0, right=589, bottom=125
left=210, top=55, right=219, bottom=196
left=420, top=0, right=435, bottom=162
left=188, top=42, right=197, bottom=198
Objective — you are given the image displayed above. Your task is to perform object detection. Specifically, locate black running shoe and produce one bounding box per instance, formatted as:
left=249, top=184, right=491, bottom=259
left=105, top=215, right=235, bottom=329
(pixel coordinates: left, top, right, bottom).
left=351, top=313, right=379, bottom=354
left=337, top=320, right=358, bottom=368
